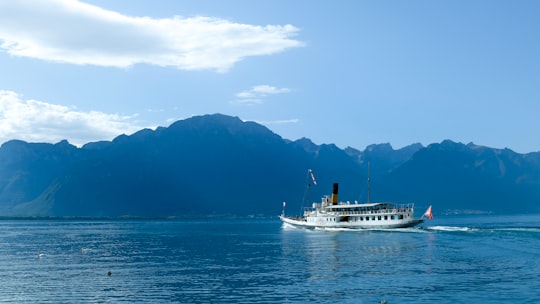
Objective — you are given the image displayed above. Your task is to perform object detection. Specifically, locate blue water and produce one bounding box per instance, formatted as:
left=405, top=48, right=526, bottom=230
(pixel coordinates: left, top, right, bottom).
left=1, top=215, right=539, bottom=303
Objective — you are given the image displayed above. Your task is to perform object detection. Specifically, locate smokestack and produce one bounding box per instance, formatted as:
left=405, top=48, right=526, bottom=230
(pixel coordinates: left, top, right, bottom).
left=331, top=183, right=339, bottom=205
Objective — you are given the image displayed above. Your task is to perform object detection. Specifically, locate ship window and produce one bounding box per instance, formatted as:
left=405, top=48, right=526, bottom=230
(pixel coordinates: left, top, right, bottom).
left=391, top=215, right=395, bottom=220
left=399, top=215, right=404, bottom=219
left=384, top=216, right=388, bottom=220
left=378, top=216, right=381, bottom=220
left=372, top=216, right=375, bottom=221
left=366, top=217, right=369, bottom=221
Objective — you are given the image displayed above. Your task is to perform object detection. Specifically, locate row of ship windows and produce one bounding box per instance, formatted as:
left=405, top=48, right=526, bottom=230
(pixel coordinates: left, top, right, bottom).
left=323, top=214, right=407, bottom=222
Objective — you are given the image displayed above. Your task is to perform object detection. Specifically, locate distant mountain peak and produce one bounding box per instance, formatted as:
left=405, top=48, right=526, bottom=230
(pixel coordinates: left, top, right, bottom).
left=169, top=113, right=243, bottom=129
left=366, top=143, right=393, bottom=153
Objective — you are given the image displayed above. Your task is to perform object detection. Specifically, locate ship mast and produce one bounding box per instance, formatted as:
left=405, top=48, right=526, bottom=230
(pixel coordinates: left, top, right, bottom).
left=305, top=170, right=311, bottom=207
left=367, top=161, right=371, bottom=204
left=301, top=169, right=317, bottom=215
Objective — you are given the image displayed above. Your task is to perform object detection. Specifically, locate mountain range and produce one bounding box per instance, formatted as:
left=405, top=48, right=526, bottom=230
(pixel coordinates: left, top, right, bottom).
left=1, top=113, right=539, bottom=217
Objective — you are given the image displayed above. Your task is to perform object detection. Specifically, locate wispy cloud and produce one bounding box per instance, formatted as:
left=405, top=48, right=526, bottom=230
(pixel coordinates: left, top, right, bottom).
left=0, top=0, right=303, bottom=72
left=256, top=118, right=300, bottom=125
left=0, top=90, right=146, bottom=146
left=234, top=85, right=292, bottom=105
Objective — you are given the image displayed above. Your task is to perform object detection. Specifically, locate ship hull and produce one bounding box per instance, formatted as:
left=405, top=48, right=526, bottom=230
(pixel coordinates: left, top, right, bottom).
left=280, top=215, right=424, bottom=229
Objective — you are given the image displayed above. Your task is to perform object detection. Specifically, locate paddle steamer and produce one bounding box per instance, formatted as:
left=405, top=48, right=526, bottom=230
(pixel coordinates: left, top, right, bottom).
left=280, top=170, right=431, bottom=229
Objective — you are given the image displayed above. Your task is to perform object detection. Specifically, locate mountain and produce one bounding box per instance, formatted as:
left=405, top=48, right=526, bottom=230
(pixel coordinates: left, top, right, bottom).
left=0, top=114, right=539, bottom=217
left=381, top=140, right=540, bottom=214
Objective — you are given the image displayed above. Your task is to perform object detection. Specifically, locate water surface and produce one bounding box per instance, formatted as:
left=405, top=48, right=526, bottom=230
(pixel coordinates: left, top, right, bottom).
left=0, top=215, right=539, bottom=303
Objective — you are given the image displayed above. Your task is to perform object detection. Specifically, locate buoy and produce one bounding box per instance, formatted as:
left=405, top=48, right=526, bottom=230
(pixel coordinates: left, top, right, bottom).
left=107, top=271, right=112, bottom=277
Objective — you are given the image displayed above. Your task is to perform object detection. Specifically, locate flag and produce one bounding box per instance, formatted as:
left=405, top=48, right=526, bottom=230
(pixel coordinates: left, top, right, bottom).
left=309, top=169, right=317, bottom=185
left=423, top=205, right=433, bottom=220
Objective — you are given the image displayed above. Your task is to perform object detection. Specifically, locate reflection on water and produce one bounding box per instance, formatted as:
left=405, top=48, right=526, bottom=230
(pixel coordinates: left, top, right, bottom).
left=280, top=225, right=438, bottom=303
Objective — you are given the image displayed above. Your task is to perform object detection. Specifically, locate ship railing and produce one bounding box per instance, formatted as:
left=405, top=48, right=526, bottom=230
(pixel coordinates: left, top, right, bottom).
left=328, top=203, right=415, bottom=216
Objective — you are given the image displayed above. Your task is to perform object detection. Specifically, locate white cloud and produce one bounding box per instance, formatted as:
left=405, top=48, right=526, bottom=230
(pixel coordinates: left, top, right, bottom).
left=255, top=118, right=299, bottom=125
left=234, top=85, right=292, bottom=105
left=0, top=90, right=146, bottom=146
left=0, top=0, right=303, bottom=72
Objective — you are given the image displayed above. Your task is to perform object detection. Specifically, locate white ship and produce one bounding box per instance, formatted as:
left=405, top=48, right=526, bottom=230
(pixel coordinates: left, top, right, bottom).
left=279, top=170, right=432, bottom=229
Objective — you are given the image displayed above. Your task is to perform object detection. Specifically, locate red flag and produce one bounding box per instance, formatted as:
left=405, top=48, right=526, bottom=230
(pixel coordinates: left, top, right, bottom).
left=309, top=169, right=317, bottom=185
left=423, top=205, right=433, bottom=220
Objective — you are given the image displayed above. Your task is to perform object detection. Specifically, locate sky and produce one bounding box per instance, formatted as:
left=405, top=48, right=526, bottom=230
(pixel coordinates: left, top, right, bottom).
left=0, top=0, right=539, bottom=153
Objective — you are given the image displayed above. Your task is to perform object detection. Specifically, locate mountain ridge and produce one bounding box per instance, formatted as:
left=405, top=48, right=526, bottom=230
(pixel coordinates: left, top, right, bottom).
left=1, top=113, right=539, bottom=217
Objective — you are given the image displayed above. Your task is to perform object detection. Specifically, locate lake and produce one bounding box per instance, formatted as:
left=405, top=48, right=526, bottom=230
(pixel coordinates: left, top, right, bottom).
left=0, top=214, right=539, bottom=303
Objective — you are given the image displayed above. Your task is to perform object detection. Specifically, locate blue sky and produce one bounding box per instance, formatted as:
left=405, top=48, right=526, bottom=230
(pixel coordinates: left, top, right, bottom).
left=1, top=1, right=539, bottom=153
